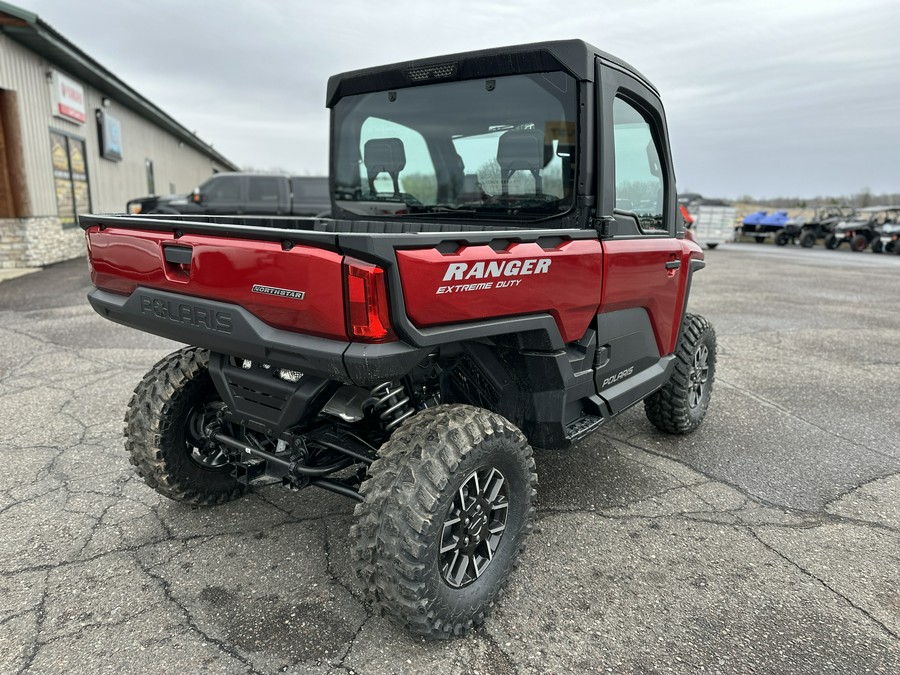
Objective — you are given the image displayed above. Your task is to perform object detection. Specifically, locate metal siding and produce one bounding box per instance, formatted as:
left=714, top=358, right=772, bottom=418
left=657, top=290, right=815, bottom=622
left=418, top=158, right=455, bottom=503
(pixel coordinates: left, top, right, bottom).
left=1, top=35, right=231, bottom=217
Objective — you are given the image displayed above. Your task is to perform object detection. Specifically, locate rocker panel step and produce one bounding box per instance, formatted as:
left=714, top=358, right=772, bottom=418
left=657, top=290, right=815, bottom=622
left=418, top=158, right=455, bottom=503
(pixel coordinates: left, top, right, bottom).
left=564, top=414, right=604, bottom=442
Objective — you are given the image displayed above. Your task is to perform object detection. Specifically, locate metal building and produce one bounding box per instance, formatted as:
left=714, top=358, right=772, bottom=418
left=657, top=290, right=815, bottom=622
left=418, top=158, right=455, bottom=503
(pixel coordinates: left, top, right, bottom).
left=0, top=1, right=237, bottom=268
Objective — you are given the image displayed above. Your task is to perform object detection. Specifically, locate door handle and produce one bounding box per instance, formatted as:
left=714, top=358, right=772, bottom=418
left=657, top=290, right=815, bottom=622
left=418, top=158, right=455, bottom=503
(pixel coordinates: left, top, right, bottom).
left=665, top=260, right=682, bottom=270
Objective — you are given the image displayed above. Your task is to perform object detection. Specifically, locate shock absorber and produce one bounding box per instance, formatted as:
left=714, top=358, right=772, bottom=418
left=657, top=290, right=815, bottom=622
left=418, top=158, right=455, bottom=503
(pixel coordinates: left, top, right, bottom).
left=368, top=381, right=414, bottom=432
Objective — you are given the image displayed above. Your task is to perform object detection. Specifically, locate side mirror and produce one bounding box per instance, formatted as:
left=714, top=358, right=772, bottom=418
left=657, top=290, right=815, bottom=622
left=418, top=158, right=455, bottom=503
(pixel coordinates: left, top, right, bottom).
left=192, top=188, right=202, bottom=204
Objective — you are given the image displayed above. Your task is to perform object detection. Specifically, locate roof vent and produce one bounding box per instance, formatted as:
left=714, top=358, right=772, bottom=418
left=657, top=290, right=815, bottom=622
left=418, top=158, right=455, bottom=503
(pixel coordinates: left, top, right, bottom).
left=407, top=62, right=458, bottom=82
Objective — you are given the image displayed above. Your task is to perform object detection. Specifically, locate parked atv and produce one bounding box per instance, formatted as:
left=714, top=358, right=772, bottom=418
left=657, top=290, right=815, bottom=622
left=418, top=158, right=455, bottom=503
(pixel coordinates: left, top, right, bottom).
left=80, top=40, right=716, bottom=638
left=827, top=206, right=895, bottom=252
left=868, top=207, right=900, bottom=254
left=782, top=205, right=855, bottom=248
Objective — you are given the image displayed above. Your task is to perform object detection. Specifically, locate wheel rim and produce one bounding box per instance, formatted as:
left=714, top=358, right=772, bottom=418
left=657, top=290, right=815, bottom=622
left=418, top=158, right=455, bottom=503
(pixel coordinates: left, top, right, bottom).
left=688, top=343, right=710, bottom=409
left=439, top=466, right=509, bottom=588
left=184, top=402, right=230, bottom=470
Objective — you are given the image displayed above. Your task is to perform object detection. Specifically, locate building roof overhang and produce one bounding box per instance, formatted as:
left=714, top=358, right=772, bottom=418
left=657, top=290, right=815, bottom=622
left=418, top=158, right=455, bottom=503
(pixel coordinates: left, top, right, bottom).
left=0, top=1, right=238, bottom=170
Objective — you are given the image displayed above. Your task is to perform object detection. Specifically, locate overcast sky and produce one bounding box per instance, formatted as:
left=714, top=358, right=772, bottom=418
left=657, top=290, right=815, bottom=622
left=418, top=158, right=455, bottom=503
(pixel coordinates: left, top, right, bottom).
left=26, top=0, right=900, bottom=199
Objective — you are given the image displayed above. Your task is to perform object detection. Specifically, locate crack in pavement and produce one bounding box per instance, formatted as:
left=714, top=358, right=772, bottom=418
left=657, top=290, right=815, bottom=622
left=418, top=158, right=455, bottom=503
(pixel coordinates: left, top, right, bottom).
left=0, top=511, right=349, bottom=578
left=536, top=506, right=900, bottom=645
left=13, top=581, right=48, bottom=675
left=747, top=528, right=900, bottom=641
left=607, top=433, right=900, bottom=534
left=320, top=518, right=373, bottom=672
left=131, top=552, right=265, bottom=675
left=716, top=377, right=900, bottom=462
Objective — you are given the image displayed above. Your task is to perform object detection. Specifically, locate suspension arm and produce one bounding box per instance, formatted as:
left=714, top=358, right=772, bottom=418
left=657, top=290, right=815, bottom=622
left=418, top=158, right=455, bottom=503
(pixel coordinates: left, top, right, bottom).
left=211, top=432, right=354, bottom=476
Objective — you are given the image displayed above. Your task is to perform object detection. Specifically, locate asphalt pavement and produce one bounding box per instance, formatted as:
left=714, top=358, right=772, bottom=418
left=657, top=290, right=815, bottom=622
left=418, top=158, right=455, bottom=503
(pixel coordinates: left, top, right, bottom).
left=0, top=243, right=898, bottom=673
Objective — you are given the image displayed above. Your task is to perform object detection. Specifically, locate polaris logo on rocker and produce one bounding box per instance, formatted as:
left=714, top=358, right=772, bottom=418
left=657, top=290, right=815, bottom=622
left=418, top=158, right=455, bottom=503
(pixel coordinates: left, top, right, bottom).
left=602, top=366, right=634, bottom=388
left=443, top=258, right=552, bottom=281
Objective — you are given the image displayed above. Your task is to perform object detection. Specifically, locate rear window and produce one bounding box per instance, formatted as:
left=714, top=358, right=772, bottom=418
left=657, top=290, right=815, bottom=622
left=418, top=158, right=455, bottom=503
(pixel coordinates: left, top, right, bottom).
left=331, top=72, right=578, bottom=222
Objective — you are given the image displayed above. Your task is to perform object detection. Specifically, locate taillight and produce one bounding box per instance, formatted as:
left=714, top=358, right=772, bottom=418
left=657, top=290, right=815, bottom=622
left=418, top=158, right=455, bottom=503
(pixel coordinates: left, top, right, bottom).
left=343, top=258, right=395, bottom=342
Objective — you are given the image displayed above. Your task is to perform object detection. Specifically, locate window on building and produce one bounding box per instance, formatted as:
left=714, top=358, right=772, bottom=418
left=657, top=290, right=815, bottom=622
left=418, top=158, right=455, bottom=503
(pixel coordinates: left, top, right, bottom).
left=50, top=131, right=91, bottom=228
left=145, top=159, right=155, bottom=195
left=613, top=97, right=666, bottom=233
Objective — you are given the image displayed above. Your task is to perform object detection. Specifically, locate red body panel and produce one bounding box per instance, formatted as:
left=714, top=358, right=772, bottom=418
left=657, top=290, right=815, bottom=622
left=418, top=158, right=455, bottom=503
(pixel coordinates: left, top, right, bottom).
left=396, top=240, right=604, bottom=343
left=85, top=226, right=347, bottom=340
left=599, top=238, right=702, bottom=355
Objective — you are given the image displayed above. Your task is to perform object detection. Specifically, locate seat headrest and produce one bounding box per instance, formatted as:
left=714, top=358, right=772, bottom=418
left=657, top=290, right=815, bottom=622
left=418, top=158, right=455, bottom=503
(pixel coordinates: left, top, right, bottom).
left=497, top=129, right=545, bottom=172
left=363, top=138, right=406, bottom=175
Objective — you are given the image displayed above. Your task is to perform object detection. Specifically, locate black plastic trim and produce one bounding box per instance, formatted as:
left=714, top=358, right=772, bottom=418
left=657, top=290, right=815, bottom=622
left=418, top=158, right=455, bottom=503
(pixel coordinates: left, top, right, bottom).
left=325, top=40, right=655, bottom=107
left=208, top=354, right=340, bottom=436
left=162, top=245, right=192, bottom=265
left=80, top=213, right=342, bottom=252
left=87, top=287, right=428, bottom=386
left=680, top=258, right=706, bottom=330
left=599, top=355, right=675, bottom=415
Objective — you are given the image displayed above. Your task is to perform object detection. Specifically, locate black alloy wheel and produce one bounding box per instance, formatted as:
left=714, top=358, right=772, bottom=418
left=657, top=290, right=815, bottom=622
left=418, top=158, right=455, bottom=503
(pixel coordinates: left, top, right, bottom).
left=439, top=466, right=509, bottom=588
left=688, top=342, right=711, bottom=410
left=184, top=401, right=231, bottom=470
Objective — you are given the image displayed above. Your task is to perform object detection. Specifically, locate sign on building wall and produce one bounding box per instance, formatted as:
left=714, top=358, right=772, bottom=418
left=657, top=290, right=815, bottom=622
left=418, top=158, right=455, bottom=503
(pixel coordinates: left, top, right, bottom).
left=50, top=71, right=86, bottom=124
left=97, top=109, right=123, bottom=161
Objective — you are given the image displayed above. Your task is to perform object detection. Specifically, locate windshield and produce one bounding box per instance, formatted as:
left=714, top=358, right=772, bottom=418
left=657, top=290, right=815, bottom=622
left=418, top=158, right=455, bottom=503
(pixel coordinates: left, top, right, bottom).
left=331, top=72, right=578, bottom=221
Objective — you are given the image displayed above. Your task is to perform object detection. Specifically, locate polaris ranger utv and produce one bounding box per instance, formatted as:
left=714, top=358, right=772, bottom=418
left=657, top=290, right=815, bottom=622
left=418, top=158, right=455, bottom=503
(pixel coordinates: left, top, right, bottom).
left=81, top=40, right=716, bottom=638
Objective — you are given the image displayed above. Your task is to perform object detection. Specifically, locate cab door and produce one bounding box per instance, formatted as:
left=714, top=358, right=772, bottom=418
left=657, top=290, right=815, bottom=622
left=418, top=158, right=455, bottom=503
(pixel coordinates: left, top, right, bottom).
left=245, top=176, right=287, bottom=215
left=593, top=59, right=692, bottom=411
left=202, top=174, right=244, bottom=214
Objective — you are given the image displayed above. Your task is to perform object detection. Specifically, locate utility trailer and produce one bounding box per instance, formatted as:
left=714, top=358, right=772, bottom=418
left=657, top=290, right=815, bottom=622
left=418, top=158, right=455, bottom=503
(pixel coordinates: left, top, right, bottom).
left=687, top=204, right=737, bottom=249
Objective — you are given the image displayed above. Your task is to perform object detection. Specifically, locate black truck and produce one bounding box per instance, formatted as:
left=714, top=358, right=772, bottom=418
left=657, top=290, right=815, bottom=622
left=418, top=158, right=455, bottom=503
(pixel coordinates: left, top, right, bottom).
left=126, top=173, right=330, bottom=217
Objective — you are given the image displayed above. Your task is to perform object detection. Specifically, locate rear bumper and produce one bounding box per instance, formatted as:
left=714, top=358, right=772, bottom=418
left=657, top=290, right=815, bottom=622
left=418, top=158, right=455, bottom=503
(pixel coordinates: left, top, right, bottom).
left=88, top=287, right=428, bottom=386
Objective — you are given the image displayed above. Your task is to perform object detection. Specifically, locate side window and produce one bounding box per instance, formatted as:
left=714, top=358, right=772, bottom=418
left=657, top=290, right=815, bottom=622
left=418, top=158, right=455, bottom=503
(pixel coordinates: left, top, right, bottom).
left=205, top=176, right=241, bottom=202
left=613, top=97, right=666, bottom=233
left=248, top=177, right=281, bottom=202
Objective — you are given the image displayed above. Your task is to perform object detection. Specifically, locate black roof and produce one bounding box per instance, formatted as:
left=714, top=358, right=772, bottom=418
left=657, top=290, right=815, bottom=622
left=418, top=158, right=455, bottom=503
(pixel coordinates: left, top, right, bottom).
left=326, top=39, right=656, bottom=107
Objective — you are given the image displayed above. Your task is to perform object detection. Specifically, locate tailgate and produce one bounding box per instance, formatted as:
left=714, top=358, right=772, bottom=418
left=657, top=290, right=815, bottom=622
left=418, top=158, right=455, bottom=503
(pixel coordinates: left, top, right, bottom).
left=85, top=226, right=347, bottom=340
